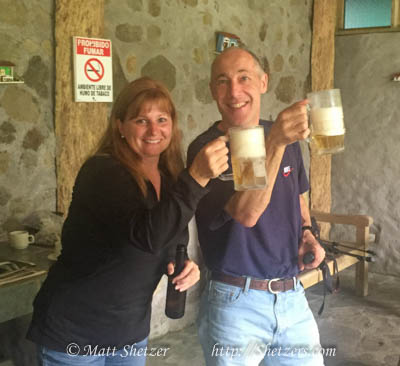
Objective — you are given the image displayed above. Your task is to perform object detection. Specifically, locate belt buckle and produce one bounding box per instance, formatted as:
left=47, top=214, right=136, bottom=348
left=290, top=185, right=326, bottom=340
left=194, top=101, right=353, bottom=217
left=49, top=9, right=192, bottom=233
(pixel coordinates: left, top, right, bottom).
left=267, top=278, right=280, bottom=294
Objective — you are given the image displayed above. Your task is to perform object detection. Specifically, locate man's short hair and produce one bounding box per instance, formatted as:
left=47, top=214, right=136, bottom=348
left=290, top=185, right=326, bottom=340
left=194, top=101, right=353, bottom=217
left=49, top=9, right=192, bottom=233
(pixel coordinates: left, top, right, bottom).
left=211, top=46, right=266, bottom=77
left=241, top=47, right=265, bottom=75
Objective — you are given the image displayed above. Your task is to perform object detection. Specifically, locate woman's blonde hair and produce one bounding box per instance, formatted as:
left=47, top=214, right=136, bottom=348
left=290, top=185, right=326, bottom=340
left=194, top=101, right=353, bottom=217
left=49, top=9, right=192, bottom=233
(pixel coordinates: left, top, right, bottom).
left=96, top=77, right=184, bottom=196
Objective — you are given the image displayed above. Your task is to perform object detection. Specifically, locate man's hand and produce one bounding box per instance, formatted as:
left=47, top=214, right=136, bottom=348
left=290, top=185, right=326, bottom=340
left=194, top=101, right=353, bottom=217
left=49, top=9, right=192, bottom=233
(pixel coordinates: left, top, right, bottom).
left=166, top=260, right=200, bottom=292
left=298, top=230, right=326, bottom=271
left=269, top=99, right=310, bottom=147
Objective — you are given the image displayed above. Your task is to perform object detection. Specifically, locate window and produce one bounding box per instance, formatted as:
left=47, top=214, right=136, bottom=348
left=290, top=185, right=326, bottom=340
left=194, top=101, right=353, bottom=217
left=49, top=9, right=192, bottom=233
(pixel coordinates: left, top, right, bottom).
left=345, top=0, right=392, bottom=29
left=337, top=0, right=400, bottom=34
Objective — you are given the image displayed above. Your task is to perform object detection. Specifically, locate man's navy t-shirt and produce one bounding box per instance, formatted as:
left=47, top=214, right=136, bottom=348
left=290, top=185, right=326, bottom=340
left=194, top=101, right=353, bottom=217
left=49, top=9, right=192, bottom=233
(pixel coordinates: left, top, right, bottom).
left=187, top=120, right=309, bottom=279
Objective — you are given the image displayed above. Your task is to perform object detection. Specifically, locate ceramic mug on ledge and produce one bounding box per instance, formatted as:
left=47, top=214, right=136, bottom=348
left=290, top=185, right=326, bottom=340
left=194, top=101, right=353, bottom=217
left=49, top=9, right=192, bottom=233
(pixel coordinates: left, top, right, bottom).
left=8, top=230, right=35, bottom=250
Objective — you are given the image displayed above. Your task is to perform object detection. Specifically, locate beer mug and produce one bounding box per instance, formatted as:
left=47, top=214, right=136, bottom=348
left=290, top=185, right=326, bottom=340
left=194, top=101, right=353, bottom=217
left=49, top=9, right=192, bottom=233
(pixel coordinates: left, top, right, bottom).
left=220, top=125, right=268, bottom=191
left=307, top=89, right=345, bottom=155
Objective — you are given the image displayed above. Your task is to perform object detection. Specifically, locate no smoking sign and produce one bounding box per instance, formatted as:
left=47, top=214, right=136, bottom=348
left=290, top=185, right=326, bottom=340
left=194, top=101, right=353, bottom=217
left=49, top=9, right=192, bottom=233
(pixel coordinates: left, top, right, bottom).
left=84, top=58, right=104, bottom=82
left=73, top=37, right=113, bottom=102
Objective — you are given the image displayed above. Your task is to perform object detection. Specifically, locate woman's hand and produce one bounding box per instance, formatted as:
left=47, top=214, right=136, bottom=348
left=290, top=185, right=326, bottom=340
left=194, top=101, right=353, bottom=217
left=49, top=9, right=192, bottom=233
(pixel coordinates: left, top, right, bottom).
left=166, top=260, right=200, bottom=292
left=189, top=136, right=229, bottom=187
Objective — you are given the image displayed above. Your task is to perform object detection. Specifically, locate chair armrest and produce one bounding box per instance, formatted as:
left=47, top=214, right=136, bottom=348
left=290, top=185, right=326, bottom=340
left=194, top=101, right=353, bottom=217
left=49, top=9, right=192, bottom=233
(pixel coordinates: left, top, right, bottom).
left=310, top=210, right=373, bottom=228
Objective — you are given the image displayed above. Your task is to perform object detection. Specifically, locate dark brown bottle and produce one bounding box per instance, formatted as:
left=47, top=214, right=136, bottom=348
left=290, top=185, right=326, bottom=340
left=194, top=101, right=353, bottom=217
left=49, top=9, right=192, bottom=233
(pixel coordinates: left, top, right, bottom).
left=165, top=245, right=187, bottom=319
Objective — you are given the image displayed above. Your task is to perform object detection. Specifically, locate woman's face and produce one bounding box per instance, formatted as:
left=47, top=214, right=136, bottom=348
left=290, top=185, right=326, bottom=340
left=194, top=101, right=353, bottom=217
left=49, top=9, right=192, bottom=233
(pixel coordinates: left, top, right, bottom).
left=118, top=100, right=173, bottom=162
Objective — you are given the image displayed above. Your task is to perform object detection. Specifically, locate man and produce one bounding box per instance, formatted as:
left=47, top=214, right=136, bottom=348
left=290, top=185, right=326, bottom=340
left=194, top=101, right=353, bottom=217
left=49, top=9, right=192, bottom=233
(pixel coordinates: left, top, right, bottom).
left=187, top=46, right=326, bottom=365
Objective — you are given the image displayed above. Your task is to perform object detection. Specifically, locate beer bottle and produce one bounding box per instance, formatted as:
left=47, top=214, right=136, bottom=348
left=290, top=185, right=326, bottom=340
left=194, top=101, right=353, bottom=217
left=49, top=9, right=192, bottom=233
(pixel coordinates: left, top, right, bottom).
left=165, top=245, right=187, bottom=319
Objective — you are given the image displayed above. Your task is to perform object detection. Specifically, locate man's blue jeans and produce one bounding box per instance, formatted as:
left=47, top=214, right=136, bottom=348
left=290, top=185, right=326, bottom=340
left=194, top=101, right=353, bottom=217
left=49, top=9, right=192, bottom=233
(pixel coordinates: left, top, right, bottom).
left=36, top=337, right=148, bottom=366
left=197, top=278, right=324, bottom=365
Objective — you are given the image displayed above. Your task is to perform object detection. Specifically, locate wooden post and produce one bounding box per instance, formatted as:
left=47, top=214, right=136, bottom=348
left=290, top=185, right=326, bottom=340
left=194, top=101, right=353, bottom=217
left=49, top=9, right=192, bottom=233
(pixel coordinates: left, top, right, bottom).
left=355, top=225, right=370, bottom=296
left=55, top=0, right=108, bottom=215
left=392, top=0, right=400, bottom=28
left=309, top=0, right=338, bottom=237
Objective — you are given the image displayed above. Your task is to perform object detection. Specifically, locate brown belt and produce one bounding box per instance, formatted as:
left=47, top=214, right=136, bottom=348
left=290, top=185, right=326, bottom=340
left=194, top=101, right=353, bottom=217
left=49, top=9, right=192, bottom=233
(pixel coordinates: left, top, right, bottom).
left=211, top=272, right=296, bottom=293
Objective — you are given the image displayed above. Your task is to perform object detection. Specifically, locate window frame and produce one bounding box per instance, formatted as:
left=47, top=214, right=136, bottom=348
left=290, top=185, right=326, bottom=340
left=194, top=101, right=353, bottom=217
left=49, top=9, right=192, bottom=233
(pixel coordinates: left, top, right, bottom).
left=336, top=0, right=400, bottom=35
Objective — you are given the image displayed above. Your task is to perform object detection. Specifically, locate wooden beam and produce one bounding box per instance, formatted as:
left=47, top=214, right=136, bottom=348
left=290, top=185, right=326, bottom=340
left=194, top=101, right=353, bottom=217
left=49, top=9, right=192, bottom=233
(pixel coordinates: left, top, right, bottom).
left=336, top=0, right=345, bottom=31
left=55, top=0, right=108, bottom=215
left=311, top=0, right=337, bottom=93
left=309, top=0, right=338, bottom=237
left=311, top=210, right=373, bottom=228
left=393, top=0, right=400, bottom=27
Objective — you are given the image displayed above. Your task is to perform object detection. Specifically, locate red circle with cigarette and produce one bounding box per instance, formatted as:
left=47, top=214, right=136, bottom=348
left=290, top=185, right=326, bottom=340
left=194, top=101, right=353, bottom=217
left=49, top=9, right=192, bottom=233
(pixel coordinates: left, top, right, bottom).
left=84, top=58, right=104, bottom=82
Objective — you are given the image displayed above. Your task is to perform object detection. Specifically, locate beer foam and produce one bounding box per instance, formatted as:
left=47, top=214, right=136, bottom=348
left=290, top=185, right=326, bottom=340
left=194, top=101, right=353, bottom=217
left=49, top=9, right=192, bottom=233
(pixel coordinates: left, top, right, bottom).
left=229, top=127, right=266, bottom=158
left=310, top=107, right=345, bottom=136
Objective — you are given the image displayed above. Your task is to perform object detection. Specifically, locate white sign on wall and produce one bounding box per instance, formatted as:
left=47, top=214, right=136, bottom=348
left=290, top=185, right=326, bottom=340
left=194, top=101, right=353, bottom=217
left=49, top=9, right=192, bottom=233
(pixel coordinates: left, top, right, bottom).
left=73, top=36, right=113, bottom=102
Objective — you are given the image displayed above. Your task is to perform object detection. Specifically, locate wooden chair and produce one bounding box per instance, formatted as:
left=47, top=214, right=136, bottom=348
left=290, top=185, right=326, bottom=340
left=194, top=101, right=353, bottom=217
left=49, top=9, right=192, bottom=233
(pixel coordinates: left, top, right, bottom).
left=298, top=210, right=374, bottom=296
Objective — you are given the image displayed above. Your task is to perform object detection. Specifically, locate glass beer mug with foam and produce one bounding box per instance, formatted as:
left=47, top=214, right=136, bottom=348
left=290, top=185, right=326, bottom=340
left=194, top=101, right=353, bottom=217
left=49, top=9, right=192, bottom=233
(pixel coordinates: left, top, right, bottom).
left=227, top=125, right=268, bottom=191
left=307, top=89, right=345, bottom=155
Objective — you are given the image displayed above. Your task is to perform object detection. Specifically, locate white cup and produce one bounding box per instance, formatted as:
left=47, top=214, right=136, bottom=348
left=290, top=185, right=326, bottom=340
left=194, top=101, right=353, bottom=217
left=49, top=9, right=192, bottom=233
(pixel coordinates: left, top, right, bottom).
left=8, top=230, right=35, bottom=250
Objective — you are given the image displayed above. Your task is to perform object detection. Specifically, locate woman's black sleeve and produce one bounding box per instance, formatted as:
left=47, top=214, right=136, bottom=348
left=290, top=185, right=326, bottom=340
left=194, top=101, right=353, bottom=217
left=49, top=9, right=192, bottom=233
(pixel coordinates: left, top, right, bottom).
left=72, top=156, right=208, bottom=254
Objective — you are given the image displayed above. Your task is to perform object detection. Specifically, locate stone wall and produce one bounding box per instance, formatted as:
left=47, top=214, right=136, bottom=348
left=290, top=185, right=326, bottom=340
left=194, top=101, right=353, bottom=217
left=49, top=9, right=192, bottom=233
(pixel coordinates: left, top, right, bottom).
left=104, top=0, right=313, bottom=169
left=104, top=0, right=313, bottom=338
left=0, top=0, right=313, bottom=363
left=0, top=0, right=313, bottom=252
left=333, top=32, right=400, bottom=277
left=0, top=2, right=55, bottom=363
left=0, top=0, right=56, bottom=240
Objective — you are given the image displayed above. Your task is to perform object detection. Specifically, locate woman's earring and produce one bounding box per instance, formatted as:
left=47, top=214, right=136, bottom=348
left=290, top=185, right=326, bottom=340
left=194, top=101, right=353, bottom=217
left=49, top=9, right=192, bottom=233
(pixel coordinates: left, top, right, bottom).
left=121, top=135, right=125, bottom=139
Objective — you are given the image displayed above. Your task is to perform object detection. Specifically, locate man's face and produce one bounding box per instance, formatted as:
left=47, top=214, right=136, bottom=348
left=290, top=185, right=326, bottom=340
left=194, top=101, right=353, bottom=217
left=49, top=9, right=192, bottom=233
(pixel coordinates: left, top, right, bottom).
left=210, top=48, right=268, bottom=131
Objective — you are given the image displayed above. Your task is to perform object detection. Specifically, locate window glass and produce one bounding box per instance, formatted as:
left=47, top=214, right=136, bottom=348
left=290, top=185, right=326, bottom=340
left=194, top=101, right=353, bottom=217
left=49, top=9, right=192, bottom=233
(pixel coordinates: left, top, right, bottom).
left=344, top=0, right=392, bottom=29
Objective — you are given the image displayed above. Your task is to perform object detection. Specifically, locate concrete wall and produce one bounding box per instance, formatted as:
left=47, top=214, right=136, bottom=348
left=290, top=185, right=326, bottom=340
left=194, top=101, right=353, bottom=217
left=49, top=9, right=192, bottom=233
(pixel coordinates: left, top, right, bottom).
left=0, top=0, right=313, bottom=364
left=333, top=32, right=400, bottom=277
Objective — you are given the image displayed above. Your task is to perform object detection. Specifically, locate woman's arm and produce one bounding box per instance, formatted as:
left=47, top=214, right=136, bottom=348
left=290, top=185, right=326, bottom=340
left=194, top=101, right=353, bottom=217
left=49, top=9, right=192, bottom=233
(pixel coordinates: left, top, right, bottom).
left=74, top=156, right=208, bottom=255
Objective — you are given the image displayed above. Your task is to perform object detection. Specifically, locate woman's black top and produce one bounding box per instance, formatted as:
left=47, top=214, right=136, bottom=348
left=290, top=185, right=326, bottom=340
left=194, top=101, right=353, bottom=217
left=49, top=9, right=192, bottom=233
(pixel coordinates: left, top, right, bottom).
left=26, top=154, right=207, bottom=352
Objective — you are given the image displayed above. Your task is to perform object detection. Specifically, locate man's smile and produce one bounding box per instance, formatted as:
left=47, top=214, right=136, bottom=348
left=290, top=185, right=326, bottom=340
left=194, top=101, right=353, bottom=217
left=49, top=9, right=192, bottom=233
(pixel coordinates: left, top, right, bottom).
left=229, top=101, right=248, bottom=109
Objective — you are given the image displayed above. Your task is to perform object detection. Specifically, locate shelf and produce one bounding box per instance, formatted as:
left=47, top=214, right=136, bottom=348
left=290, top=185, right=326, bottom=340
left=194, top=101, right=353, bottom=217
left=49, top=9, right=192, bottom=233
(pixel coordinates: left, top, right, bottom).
left=0, top=81, right=24, bottom=84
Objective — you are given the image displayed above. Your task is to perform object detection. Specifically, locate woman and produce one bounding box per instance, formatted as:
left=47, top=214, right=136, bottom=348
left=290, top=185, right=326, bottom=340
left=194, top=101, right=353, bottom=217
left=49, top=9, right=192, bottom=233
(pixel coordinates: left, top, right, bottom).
left=27, top=77, right=229, bottom=365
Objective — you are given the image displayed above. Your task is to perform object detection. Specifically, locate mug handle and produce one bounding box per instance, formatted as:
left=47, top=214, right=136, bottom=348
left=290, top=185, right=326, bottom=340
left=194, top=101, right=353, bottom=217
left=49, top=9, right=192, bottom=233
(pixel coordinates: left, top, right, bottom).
left=218, top=173, right=234, bottom=181
left=305, top=103, right=312, bottom=143
left=28, top=235, right=35, bottom=244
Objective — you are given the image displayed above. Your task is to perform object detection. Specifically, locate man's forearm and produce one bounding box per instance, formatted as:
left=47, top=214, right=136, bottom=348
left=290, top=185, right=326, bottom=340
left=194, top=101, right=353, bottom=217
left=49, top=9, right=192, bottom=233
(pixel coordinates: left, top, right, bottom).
left=299, top=194, right=312, bottom=227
